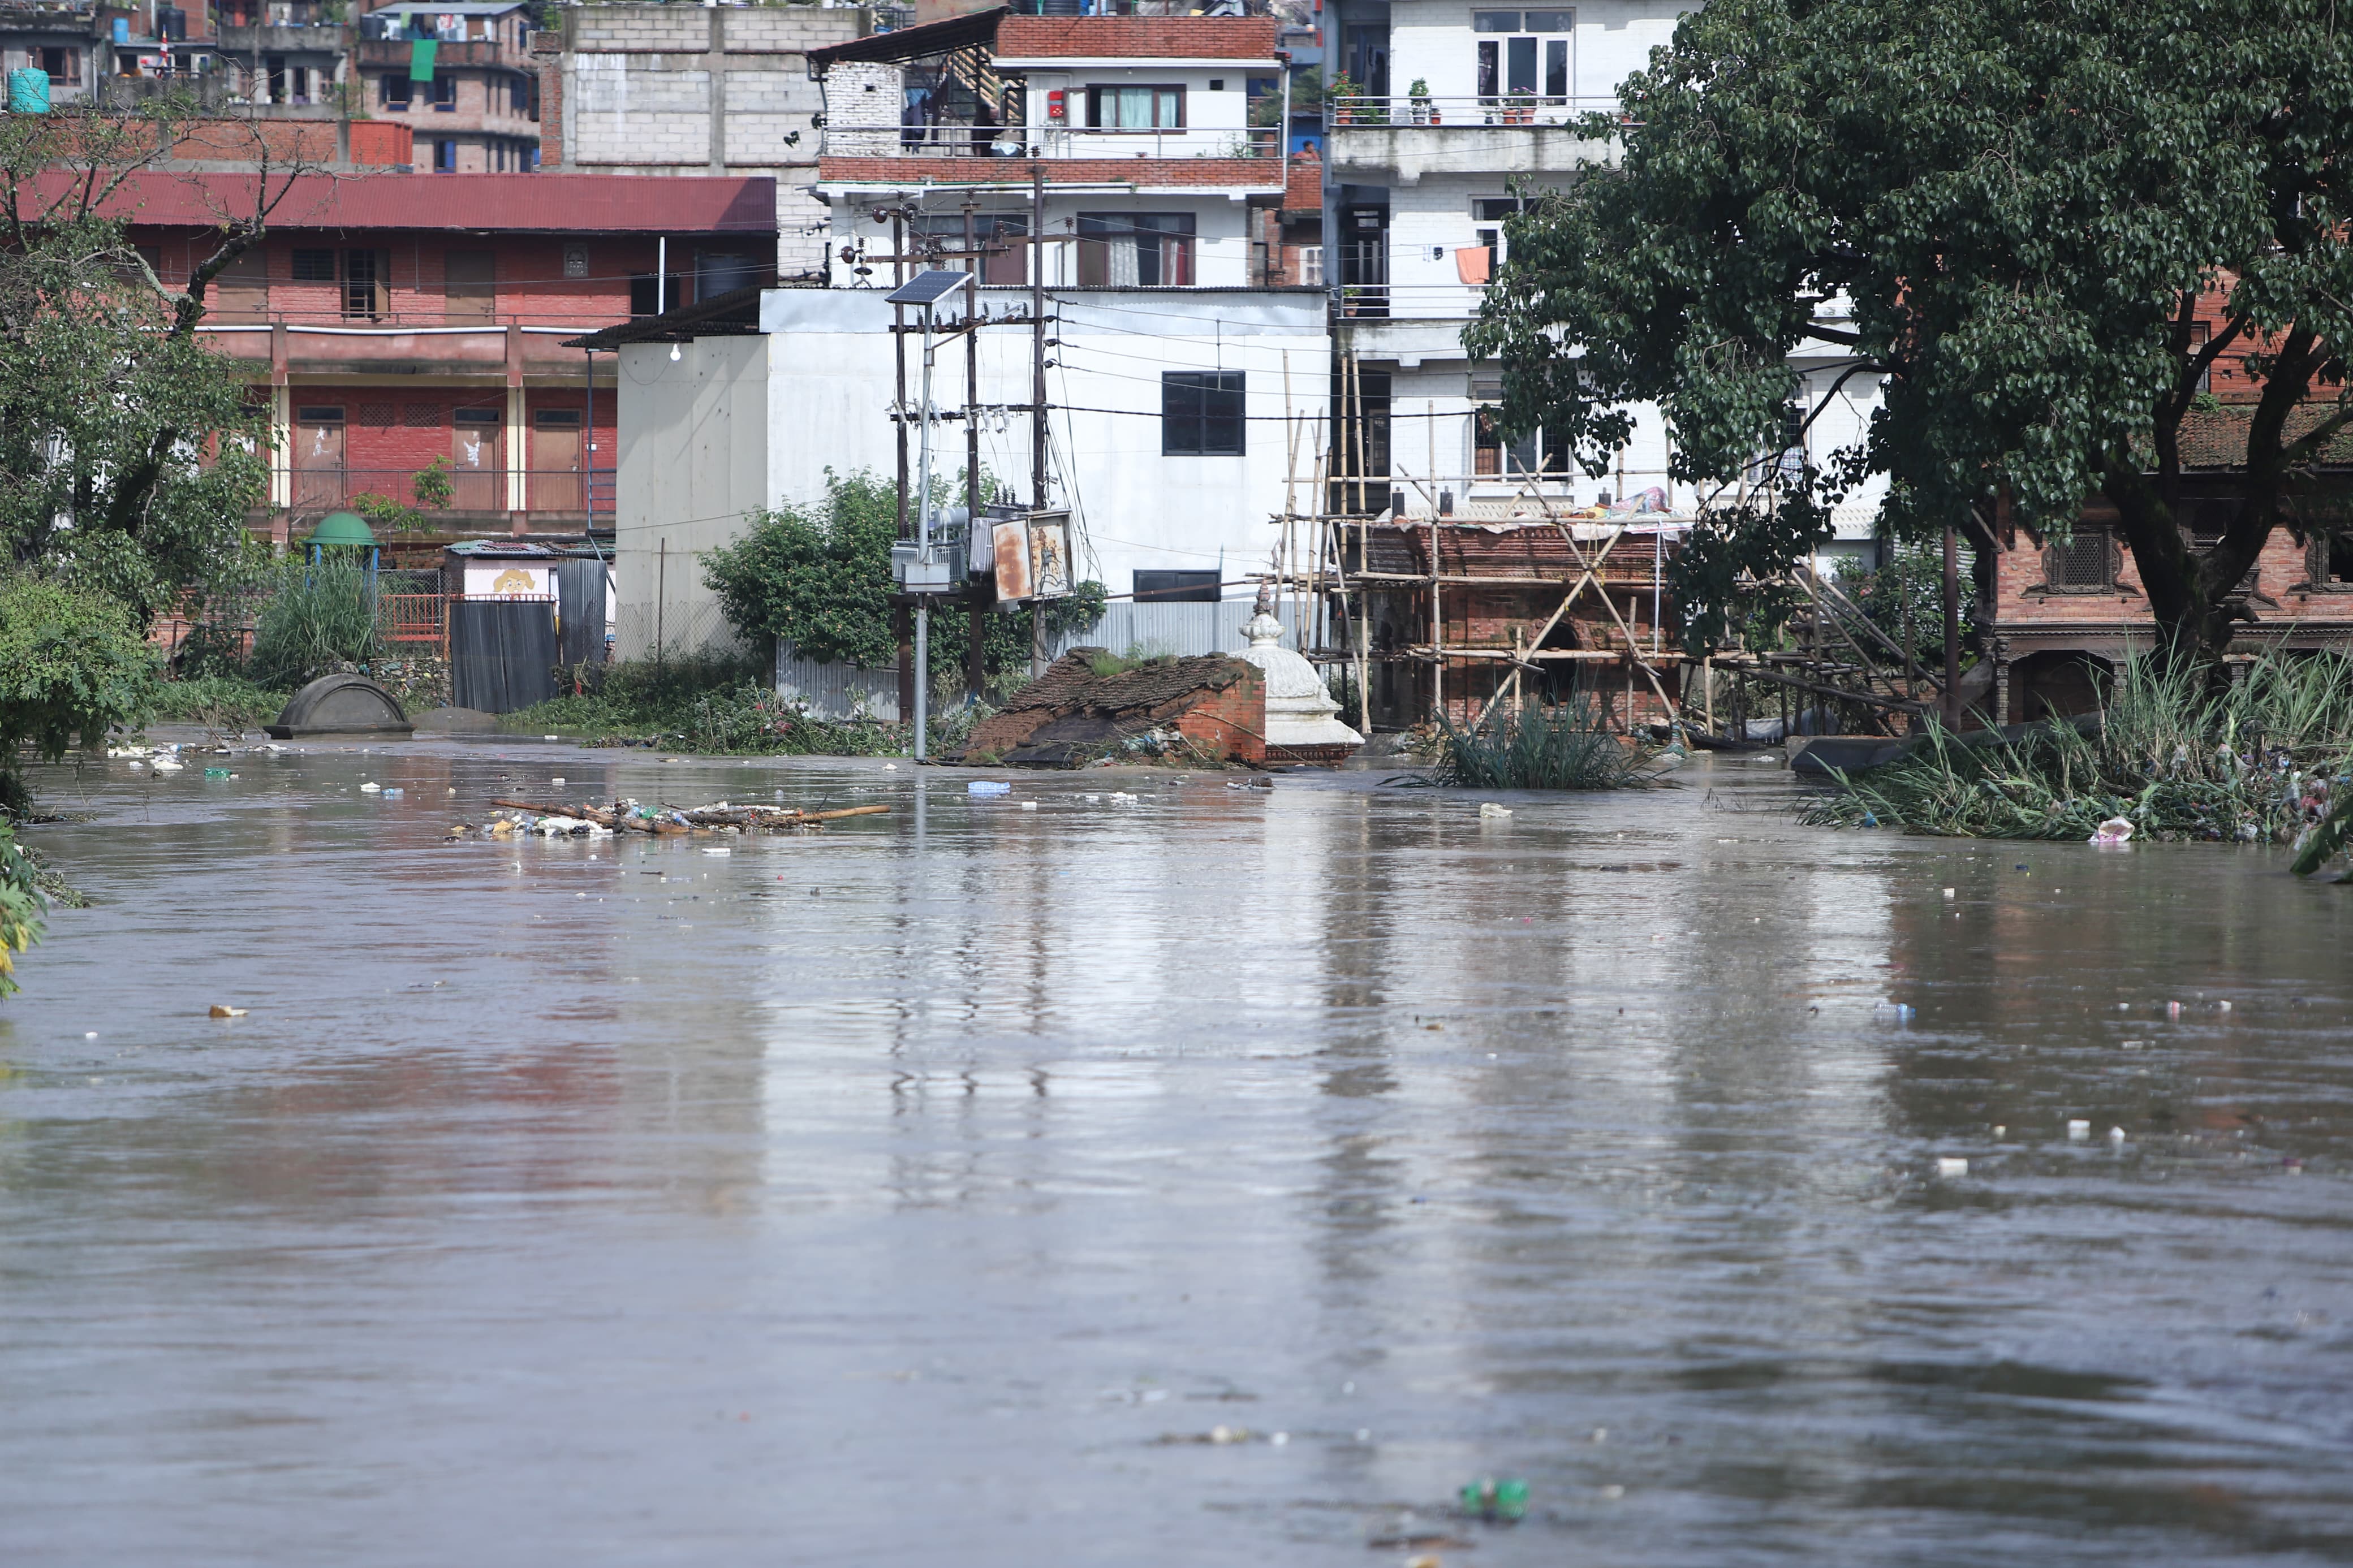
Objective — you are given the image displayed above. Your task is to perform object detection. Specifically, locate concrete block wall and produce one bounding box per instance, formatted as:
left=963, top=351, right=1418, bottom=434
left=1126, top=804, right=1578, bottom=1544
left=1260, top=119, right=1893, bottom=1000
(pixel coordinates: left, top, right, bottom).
left=557, top=3, right=864, bottom=275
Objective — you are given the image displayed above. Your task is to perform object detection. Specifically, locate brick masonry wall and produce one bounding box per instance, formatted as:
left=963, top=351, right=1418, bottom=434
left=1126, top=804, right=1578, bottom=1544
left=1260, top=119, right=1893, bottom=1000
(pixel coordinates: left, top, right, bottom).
left=1992, top=527, right=2345, bottom=627
left=1173, top=671, right=1267, bottom=764
left=140, top=232, right=654, bottom=324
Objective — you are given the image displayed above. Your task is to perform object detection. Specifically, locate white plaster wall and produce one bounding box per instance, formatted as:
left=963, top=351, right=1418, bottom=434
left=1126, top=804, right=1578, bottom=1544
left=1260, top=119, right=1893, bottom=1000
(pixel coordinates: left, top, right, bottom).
left=613, top=334, right=773, bottom=659
left=760, top=287, right=1329, bottom=599
left=825, top=192, right=1261, bottom=288
left=1385, top=0, right=1692, bottom=105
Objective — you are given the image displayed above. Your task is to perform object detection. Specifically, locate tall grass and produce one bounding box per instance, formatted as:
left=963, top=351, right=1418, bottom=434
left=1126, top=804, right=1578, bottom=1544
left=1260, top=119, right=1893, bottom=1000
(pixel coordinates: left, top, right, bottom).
left=247, top=558, right=379, bottom=689
left=1803, top=650, right=2353, bottom=841
left=1429, top=696, right=1661, bottom=790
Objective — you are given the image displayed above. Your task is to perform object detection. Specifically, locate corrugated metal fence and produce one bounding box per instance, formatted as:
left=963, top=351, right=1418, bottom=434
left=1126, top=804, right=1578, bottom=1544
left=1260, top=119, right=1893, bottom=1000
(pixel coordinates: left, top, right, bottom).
left=1042, top=600, right=1320, bottom=663
left=772, top=602, right=1325, bottom=722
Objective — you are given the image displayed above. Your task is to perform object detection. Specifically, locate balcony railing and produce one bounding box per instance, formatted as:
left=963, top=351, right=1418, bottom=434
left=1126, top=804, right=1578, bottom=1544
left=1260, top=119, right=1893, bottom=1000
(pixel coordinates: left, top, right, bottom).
left=1326, top=94, right=1628, bottom=129
left=288, top=468, right=611, bottom=515
left=827, top=124, right=1283, bottom=161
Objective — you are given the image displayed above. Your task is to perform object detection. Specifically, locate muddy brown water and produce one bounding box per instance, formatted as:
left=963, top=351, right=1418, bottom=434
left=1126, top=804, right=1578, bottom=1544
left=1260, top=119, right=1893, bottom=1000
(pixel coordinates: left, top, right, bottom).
left=3, top=738, right=2351, bottom=1565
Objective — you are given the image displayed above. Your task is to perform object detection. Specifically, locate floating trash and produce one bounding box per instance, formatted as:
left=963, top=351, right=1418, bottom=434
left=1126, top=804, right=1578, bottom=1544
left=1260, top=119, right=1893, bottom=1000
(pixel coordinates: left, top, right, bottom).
left=967, top=780, right=1011, bottom=796
left=2067, top=1120, right=2091, bottom=1140
left=1936, top=1157, right=1969, bottom=1177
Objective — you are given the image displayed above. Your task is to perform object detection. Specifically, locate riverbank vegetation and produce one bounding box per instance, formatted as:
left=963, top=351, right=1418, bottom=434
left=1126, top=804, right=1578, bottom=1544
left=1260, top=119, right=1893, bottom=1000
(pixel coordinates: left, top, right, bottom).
left=1802, top=653, right=2353, bottom=843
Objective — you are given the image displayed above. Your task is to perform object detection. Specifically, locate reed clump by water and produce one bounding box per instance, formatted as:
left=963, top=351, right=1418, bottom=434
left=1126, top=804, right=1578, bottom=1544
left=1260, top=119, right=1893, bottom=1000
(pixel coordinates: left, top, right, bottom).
left=1802, top=651, right=2353, bottom=842
left=1429, top=697, right=1663, bottom=791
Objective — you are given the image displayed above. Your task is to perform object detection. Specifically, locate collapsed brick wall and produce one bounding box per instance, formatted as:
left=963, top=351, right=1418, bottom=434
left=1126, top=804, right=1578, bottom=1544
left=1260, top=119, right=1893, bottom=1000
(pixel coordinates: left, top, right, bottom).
left=963, top=650, right=1268, bottom=765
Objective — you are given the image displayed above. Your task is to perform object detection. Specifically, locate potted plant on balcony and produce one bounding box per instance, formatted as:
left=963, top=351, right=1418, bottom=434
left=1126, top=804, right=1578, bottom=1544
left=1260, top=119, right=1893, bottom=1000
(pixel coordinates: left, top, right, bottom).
left=1408, top=78, right=1432, bottom=126
left=1507, top=87, right=1535, bottom=126
left=1330, top=70, right=1358, bottom=126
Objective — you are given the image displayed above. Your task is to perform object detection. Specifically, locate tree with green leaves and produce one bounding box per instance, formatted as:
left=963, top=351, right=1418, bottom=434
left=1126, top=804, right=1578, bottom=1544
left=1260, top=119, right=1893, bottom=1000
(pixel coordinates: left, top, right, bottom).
left=0, top=574, right=157, bottom=815
left=1467, top=0, right=2353, bottom=665
left=1, top=94, right=317, bottom=625
left=703, top=469, right=1107, bottom=692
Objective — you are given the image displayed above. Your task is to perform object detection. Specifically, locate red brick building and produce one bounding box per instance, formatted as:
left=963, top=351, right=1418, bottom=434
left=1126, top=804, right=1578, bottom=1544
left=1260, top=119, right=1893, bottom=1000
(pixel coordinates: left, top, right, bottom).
left=90, top=169, right=775, bottom=539
left=1984, top=290, right=2353, bottom=723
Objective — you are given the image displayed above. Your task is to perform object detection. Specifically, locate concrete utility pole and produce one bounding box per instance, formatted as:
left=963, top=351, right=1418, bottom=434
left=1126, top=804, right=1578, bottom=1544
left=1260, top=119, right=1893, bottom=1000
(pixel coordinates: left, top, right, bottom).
left=964, top=198, right=985, bottom=705
left=1030, top=159, right=1049, bottom=677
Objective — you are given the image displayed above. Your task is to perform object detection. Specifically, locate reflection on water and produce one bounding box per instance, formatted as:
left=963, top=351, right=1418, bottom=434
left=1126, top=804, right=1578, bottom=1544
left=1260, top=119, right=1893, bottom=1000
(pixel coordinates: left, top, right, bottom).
left=2, top=744, right=2350, bottom=1566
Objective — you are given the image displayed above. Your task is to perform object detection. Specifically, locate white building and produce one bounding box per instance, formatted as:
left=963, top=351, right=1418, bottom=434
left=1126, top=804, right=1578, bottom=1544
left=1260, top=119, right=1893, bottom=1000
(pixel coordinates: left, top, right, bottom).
left=1323, top=0, right=1884, bottom=567
left=596, top=12, right=1332, bottom=666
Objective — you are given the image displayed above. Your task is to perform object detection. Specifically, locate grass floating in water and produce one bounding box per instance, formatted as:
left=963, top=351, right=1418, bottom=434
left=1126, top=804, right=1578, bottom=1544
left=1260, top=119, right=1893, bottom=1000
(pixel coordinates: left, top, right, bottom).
left=1802, top=651, right=2353, bottom=845
left=1426, top=697, right=1663, bottom=791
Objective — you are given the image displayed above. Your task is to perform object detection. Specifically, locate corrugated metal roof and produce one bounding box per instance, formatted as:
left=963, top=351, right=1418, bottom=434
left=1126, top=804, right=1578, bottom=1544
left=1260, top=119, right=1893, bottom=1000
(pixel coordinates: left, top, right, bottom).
left=807, top=6, right=1006, bottom=67
left=65, top=171, right=778, bottom=235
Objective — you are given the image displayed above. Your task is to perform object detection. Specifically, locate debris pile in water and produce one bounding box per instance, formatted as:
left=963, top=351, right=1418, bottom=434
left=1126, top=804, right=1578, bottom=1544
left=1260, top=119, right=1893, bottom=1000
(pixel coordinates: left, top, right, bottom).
left=445, top=798, right=890, bottom=842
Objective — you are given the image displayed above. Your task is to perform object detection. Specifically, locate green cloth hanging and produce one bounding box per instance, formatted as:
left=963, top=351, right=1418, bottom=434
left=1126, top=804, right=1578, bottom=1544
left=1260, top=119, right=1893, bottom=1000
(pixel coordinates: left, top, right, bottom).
left=409, top=38, right=437, bottom=83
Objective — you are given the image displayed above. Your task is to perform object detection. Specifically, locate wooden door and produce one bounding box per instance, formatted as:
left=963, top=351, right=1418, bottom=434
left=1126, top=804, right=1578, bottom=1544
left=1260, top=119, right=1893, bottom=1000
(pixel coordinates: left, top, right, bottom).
left=294, top=406, right=344, bottom=507
left=531, top=409, right=581, bottom=511
left=443, top=249, right=495, bottom=321
left=450, top=409, right=502, bottom=509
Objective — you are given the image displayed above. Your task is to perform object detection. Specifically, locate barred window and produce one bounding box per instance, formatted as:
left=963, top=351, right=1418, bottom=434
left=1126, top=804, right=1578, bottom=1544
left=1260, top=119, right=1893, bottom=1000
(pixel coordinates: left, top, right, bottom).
left=2045, top=530, right=2115, bottom=590
left=356, top=402, right=397, bottom=428
left=403, top=404, right=443, bottom=428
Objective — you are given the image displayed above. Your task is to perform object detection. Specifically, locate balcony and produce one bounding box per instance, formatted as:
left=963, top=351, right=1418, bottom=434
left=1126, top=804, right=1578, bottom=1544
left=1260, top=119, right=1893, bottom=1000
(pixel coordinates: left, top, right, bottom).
left=290, top=466, right=613, bottom=516
left=355, top=37, right=528, bottom=72
left=825, top=122, right=1281, bottom=161
left=217, top=23, right=343, bottom=54
left=1324, top=94, right=1623, bottom=186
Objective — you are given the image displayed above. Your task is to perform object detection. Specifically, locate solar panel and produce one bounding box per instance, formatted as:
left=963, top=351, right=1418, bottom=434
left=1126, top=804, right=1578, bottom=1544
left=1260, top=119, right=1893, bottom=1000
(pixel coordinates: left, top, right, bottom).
left=885, top=269, right=971, bottom=306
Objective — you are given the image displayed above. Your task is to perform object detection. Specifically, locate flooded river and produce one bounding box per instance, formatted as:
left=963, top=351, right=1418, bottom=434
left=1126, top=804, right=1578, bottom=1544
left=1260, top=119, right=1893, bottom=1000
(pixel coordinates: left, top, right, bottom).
left=3, top=740, right=2351, bottom=1565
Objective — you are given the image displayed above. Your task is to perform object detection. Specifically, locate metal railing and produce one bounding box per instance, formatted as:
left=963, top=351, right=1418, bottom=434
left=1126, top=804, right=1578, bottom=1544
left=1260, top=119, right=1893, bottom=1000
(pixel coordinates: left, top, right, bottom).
left=288, top=468, right=607, bottom=515
left=834, top=124, right=1283, bottom=161
left=1326, top=94, right=1628, bottom=129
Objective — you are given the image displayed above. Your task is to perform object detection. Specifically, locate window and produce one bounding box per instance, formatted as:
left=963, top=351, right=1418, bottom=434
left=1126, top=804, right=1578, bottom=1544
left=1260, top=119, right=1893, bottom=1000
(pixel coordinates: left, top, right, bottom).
left=2313, top=532, right=2353, bottom=588
left=2187, top=319, right=2213, bottom=394
left=1134, top=569, right=1223, bottom=603
left=434, top=137, right=458, bottom=172
left=562, top=244, right=589, bottom=281
left=340, top=249, right=387, bottom=319
left=431, top=72, right=456, bottom=111
left=1473, top=405, right=1571, bottom=478
left=2044, top=529, right=2117, bottom=591
left=1088, top=85, right=1184, bottom=129
left=631, top=273, right=687, bottom=317
left=1475, top=9, right=1572, bottom=105
left=696, top=252, right=760, bottom=299
left=1163, top=372, right=1245, bottom=457
left=381, top=72, right=411, bottom=108
left=39, top=46, right=81, bottom=85
left=1077, top=212, right=1195, bottom=287
left=911, top=214, right=1029, bottom=286
left=291, top=247, right=337, bottom=282
left=1472, top=196, right=1540, bottom=271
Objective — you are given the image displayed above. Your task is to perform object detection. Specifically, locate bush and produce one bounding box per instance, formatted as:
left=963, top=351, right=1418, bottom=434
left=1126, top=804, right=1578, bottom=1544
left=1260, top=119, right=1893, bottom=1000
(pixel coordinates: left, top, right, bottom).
left=148, top=673, right=287, bottom=731
left=506, top=650, right=895, bottom=755
left=0, top=575, right=156, bottom=802
left=248, top=557, right=378, bottom=689
left=1803, top=650, right=2353, bottom=841
left=703, top=469, right=1107, bottom=694
left=0, top=817, right=43, bottom=1000
left=1429, top=696, right=1662, bottom=789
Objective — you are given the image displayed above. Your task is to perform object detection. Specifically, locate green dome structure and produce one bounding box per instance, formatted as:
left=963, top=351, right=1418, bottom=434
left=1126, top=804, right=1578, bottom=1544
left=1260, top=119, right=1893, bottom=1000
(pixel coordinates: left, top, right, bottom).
left=305, top=511, right=378, bottom=549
